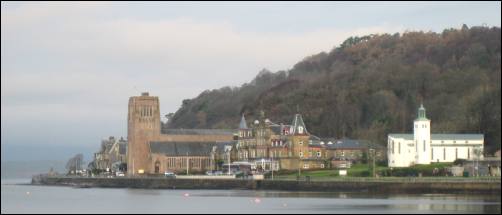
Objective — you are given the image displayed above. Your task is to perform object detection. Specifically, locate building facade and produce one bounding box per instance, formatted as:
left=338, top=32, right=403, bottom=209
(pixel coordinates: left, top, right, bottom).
left=127, top=92, right=236, bottom=175
left=92, top=136, right=127, bottom=171
left=388, top=104, right=484, bottom=167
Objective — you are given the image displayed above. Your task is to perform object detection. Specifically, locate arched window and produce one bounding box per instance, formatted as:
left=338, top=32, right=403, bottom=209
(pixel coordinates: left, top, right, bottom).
left=154, top=161, right=160, bottom=174
left=423, top=140, right=426, bottom=152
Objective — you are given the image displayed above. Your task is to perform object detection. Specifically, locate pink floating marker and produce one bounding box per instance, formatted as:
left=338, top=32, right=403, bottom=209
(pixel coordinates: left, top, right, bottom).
left=254, top=198, right=261, bottom=203
left=183, top=193, right=190, bottom=197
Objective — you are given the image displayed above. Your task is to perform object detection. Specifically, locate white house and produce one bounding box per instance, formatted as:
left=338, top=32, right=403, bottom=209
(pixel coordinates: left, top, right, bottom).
left=388, top=104, right=484, bottom=167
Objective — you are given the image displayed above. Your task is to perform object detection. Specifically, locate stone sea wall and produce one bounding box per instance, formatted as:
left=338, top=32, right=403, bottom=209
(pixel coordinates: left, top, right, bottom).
left=31, top=175, right=501, bottom=194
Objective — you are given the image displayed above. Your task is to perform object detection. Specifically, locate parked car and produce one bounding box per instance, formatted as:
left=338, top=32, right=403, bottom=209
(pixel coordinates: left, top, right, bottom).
left=116, top=171, right=125, bottom=177
left=164, top=171, right=176, bottom=178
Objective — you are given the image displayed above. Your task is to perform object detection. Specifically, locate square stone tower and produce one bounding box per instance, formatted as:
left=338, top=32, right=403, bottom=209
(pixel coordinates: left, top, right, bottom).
left=127, top=92, right=161, bottom=175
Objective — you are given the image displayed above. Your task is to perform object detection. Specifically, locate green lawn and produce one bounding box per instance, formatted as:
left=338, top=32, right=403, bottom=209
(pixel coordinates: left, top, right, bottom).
left=273, top=163, right=388, bottom=179
left=272, top=162, right=462, bottom=180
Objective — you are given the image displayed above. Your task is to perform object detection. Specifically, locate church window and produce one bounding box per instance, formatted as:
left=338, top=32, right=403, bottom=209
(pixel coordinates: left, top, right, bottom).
left=455, top=148, right=458, bottom=159
left=443, top=148, right=446, bottom=160
left=392, top=142, right=395, bottom=154
left=398, top=142, right=401, bottom=154
left=423, top=140, right=426, bottom=152
left=298, top=126, right=304, bottom=134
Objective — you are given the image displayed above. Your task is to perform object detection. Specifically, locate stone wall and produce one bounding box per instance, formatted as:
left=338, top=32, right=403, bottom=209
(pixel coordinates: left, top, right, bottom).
left=33, top=176, right=500, bottom=194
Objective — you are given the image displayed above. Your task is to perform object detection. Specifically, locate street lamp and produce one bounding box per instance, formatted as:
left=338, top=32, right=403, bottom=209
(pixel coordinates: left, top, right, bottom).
left=369, top=148, right=375, bottom=178
left=473, top=146, right=482, bottom=177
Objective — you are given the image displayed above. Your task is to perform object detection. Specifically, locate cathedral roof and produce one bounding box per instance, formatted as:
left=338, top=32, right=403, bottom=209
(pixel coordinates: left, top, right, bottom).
left=150, top=141, right=237, bottom=156
left=161, top=128, right=236, bottom=135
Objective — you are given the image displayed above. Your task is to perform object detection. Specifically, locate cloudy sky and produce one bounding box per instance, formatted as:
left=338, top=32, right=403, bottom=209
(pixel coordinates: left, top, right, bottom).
left=1, top=1, right=501, bottom=161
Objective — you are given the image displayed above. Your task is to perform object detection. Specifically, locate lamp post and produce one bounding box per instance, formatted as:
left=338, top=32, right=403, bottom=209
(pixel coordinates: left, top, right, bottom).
left=271, top=155, right=274, bottom=180
left=228, top=150, right=231, bottom=175
left=369, top=148, right=375, bottom=177
left=474, top=146, right=481, bottom=177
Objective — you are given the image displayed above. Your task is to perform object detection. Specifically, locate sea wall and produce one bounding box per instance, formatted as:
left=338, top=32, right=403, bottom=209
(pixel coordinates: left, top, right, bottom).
left=31, top=175, right=501, bottom=194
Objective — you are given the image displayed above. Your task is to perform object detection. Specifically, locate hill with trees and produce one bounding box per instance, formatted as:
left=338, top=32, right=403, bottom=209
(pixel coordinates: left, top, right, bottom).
left=166, top=25, right=501, bottom=154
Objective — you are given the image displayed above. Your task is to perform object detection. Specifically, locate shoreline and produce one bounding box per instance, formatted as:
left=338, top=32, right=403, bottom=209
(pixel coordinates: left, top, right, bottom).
left=31, top=175, right=501, bottom=195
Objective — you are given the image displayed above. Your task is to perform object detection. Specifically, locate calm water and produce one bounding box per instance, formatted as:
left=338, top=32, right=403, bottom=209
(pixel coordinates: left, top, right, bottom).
left=1, top=179, right=500, bottom=214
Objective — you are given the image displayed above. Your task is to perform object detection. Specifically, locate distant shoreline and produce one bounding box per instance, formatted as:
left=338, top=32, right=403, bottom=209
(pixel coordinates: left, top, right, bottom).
left=31, top=175, right=501, bottom=195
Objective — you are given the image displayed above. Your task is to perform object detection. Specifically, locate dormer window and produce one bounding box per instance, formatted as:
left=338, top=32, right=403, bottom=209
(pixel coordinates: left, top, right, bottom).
left=298, top=126, right=304, bottom=134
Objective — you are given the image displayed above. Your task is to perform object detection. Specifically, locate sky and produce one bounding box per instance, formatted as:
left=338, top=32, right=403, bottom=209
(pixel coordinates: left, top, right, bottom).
left=1, top=1, right=501, bottom=162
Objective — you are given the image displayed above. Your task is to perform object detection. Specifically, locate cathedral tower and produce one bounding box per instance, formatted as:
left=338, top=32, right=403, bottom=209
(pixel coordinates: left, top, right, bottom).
left=127, top=92, right=161, bottom=175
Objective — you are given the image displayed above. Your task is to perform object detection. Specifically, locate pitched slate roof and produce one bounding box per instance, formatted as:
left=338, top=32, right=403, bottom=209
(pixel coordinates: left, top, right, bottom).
left=388, top=133, right=414, bottom=140
left=322, top=139, right=382, bottom=149
left=388, top=133, right=483, bottom=141
left=150, top=141, right=237, bottom=156
left=291, top=113, right=309, bottom=135
left=431, top=134, right=483, bottom=140
left=161, top=128, right=236, bottom=135
left=239, top=115, right=248, bottom=129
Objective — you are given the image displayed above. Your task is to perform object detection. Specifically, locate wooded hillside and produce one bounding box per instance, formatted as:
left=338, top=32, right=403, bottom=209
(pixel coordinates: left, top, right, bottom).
left=167, top=25, right=501, bottom=154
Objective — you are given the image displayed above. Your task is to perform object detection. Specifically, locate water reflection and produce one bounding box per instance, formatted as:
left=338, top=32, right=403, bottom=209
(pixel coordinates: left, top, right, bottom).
left=1, top=180, right=500, bottom=214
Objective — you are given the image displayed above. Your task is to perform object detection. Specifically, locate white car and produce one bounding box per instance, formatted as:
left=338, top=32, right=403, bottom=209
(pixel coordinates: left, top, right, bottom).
left=116, top=172, right=125, bottom=177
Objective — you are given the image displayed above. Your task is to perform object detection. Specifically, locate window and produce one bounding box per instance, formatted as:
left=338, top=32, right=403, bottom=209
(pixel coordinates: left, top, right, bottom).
left=443, top=148, right=446, bottom=160
left=299, top=141, right=303, bottom=145
left=298, top=126, right=304, bottom=134
left=392, top=141, right=395, bottom=154
left=303, top=163, right=309, bottom=169
left=317, top=151, right=321, bottom=157
left=468, top=149, right=470, bottom=159
left=320, top=163, right=325, bottom=168
left=398, top=142, right=401, bottom=154
left=299, top=152, right=303, bottom=157
left=422, top=124, right=425, bottom=128
left=455, top=148, right=458, bottom=159
left=423, top=140, right=426, bottom=152
left=431, top=148, right=434, bottom=160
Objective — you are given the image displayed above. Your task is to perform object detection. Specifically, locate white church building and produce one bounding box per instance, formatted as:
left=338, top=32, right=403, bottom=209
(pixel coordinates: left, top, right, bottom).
left=388, top=104, right=484, bottom=167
